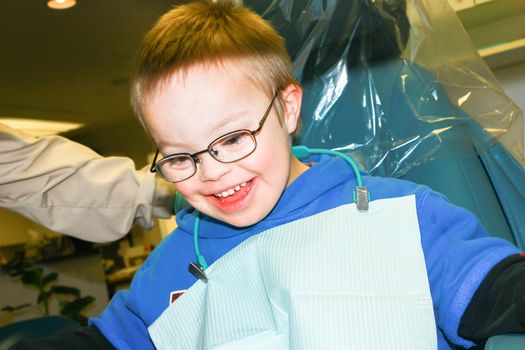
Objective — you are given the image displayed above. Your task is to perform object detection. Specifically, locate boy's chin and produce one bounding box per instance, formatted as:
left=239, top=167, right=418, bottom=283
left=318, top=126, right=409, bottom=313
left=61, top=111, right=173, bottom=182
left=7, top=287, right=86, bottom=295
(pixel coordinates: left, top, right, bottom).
left=205, top=209, right=270, bottom=228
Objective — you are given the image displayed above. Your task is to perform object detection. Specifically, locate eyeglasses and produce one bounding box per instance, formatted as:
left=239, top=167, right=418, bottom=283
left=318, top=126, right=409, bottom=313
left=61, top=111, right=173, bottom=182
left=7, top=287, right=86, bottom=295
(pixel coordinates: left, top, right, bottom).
left=150, top=91, right=279, bottom=183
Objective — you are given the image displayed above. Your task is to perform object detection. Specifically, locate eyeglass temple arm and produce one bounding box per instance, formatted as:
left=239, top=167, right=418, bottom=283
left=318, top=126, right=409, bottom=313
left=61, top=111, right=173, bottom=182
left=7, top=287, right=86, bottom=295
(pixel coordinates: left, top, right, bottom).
left=257, top=90, right=279, bottom=131
left=150, top=149, right=160, bottom=173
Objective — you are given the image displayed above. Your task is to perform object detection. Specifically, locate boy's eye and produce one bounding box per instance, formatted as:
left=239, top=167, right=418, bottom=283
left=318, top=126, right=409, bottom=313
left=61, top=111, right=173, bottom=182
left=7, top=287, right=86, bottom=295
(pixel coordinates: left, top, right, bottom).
left=166, top=157, right=192, bottom=170
left=216, top=131, right=252, bottom=149
left=210, top=131, right=254, bottom=162
left=221, top=133, right=245, bottom=146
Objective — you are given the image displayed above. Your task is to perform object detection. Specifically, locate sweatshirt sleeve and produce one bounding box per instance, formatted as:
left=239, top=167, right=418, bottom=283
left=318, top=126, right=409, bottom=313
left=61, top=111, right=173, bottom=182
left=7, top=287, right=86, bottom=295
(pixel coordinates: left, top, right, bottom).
left=459, top=254, right=525, bottom=342
left=89, top=290, right=156, bottom=350
left=417, top=189, right=521, bottom=348
left=0, top=122, right=174, bottom=242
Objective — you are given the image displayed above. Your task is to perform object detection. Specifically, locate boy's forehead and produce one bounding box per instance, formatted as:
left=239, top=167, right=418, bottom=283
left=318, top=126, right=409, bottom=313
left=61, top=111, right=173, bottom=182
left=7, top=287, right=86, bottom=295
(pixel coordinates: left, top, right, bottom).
left=144, top=62, right=273, bottom=123
left=142, top=60, right=271, bottom=150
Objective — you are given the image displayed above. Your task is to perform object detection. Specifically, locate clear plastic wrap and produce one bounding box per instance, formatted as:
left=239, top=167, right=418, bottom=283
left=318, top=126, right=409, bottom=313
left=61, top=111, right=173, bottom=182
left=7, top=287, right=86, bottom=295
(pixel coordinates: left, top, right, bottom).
left=244, top=0, right=525, bottom=246
left=250, top=0, right=524, bottom=174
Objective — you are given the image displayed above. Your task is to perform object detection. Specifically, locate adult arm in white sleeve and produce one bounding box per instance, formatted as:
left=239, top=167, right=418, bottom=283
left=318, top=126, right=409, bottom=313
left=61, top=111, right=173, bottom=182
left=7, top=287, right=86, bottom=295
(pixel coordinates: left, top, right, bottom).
left=0, top=122, right=174, bottom=242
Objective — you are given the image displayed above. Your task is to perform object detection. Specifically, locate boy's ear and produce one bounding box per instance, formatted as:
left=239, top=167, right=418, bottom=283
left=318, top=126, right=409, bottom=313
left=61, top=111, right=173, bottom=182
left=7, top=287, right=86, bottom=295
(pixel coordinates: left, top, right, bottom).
left=280, top=83, right=302, bottom=135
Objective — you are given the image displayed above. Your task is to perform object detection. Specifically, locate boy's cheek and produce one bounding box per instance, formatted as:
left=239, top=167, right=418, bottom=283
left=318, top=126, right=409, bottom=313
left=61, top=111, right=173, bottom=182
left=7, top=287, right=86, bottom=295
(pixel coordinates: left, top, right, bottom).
left=173, top=182, right=197, bottom=201
left=245, top=151, right=284, bottom=177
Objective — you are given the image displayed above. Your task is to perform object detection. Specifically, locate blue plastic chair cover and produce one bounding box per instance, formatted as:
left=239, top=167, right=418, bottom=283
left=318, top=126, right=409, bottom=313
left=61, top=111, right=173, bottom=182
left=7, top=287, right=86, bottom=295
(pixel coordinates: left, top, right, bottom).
left=249, top=0, right=525, bottom=249
left=0, top=316, right=78, bottom=350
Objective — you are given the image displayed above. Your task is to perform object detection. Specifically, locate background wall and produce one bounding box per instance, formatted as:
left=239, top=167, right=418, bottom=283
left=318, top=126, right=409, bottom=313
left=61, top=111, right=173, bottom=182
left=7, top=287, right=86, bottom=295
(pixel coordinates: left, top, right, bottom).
left=492, top=62, right=525, bottom=160
left=493, top=61, right=525, bottom=117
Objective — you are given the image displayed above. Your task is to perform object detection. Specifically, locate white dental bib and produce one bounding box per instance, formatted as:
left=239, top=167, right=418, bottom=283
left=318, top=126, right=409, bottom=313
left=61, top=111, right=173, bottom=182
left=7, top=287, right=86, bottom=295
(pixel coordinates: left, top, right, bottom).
left=149, top=195, right=437, bottom=349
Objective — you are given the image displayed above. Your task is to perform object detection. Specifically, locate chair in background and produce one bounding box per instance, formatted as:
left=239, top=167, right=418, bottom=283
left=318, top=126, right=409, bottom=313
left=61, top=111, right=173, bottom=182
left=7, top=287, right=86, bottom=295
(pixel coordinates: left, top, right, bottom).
left=279, top=0, right=525, bottom=248
left=0, top=316, right=79, bottom=350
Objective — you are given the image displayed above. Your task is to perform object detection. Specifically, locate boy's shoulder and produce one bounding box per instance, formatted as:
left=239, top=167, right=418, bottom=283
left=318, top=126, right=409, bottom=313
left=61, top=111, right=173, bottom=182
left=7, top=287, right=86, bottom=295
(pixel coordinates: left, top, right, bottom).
left=296, top=153, right=439, bottom=208
left=363, top=174, right=457, bottom=219
left=365, top=175, right=436, bottom=199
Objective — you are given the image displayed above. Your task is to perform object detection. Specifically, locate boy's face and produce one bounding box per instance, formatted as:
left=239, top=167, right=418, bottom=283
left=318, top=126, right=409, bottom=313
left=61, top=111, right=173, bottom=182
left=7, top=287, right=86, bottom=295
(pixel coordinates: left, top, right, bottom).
left=142, top=60, right=307, bottom=227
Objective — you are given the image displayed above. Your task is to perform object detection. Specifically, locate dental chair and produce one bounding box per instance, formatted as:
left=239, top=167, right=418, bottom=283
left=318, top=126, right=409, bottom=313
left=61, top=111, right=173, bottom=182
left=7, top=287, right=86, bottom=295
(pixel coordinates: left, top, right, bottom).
left=300, top=58, right=517, bottom=245
left=256, top=0, right=525, bottom=348
left=0, top=316, right=79, bottom=350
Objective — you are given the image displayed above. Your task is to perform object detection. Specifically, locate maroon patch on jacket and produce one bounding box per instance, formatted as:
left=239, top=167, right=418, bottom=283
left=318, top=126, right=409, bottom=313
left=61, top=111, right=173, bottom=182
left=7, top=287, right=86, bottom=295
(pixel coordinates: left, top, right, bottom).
left=169, top=290, right=185, bottom=304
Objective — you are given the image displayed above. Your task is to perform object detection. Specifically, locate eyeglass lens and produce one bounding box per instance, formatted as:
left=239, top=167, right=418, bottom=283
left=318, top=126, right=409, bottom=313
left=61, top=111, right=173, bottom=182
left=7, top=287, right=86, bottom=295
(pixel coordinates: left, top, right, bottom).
left=157, top=130, right=256, bottom=182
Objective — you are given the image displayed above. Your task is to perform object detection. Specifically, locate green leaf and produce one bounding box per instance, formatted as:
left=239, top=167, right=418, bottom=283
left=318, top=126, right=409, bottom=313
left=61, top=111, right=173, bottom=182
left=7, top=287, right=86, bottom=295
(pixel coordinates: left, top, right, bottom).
left=37, top=291, right=51, bottom=304
left=1, top=303, right=31, bottom=312
left=42, top=273, right=58, bottom=286
left=4, top=257, right=27, bottom=271
left=3, top=256, right=34, bottom=277
left=21, top=268, right=44, bottom=286
left=8, top=266, right=33, bottom=277
left=8, top=269, right=25, bottom=277
left=60, top=296, right=95, bottom=316
left=52, top=286, right=80, bottom=297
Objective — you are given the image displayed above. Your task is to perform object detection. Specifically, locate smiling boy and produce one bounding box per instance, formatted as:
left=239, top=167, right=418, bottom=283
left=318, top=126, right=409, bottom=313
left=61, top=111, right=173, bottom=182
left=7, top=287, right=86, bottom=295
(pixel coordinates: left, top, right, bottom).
left=12, top=1, right=525, bottom=350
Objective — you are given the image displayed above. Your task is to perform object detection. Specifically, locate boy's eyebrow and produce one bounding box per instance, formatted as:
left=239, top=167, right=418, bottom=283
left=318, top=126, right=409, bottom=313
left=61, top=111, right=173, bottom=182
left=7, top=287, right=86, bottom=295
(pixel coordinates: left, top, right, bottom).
left=157, top=140, right=184, bottom=149
left=211, top=110, right=250, bottom=132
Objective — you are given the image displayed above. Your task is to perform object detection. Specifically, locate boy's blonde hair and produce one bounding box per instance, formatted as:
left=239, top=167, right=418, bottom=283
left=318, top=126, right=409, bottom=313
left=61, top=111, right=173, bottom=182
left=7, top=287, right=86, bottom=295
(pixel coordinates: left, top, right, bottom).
left=131, top=0, right=298, bottom=125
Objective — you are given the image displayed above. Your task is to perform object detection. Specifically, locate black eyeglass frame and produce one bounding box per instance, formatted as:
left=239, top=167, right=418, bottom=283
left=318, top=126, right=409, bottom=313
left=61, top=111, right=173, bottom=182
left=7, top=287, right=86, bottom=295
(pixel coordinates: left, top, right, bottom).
left=150, top=90, right=279, bottom=183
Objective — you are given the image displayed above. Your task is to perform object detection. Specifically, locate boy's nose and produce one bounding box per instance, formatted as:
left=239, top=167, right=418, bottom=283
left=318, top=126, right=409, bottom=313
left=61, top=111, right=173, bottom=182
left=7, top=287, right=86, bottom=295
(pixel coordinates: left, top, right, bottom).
left=197, top=154, right=231, bottom=182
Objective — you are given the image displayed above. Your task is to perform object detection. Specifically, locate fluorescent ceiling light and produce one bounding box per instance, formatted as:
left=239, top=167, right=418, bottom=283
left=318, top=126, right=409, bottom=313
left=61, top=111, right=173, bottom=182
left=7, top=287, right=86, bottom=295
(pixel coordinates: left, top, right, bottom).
left=0, top=118, right=83, bottom=137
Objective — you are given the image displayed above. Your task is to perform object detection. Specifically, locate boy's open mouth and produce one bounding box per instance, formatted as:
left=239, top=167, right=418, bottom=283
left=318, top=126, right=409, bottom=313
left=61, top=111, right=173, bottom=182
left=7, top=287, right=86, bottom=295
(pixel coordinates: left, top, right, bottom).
left=211, top=179, right=254, bottom=206
left=213, top=182, right=247, bottom=199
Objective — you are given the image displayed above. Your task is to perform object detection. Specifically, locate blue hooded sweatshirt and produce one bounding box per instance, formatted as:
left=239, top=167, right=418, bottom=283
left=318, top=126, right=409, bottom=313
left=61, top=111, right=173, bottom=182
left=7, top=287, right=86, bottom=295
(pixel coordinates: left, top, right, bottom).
left=90, top=154, right=519, bottom=349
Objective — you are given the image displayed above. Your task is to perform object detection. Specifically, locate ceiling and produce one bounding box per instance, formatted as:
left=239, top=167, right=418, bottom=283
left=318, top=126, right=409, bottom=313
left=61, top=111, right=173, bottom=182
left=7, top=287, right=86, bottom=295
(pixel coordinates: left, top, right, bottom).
left=0, top=0, right=185, bottom=164
left=6, top=0, right=520, bottom=167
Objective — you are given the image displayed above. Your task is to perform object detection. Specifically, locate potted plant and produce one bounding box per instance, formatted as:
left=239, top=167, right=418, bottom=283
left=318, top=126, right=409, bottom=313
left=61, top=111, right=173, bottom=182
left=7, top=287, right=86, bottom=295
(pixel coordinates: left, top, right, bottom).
left=1, top=254, right=95, bottom=326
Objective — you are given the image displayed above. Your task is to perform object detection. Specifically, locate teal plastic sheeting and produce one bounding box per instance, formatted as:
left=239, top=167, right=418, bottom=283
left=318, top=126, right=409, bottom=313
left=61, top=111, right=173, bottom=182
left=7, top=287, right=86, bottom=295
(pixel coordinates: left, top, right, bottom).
left=247, top=0, right=525, bottom=249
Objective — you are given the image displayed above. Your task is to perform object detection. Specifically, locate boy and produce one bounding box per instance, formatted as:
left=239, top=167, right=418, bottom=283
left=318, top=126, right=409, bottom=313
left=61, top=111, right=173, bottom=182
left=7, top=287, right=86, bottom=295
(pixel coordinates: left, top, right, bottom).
left=13, top=1, right=525, bottom=349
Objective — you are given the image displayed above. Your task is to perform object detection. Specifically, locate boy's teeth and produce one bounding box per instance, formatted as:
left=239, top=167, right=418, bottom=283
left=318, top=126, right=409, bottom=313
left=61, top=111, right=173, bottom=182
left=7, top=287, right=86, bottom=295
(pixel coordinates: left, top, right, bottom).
left=215, top=182, right=247, bottom=198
